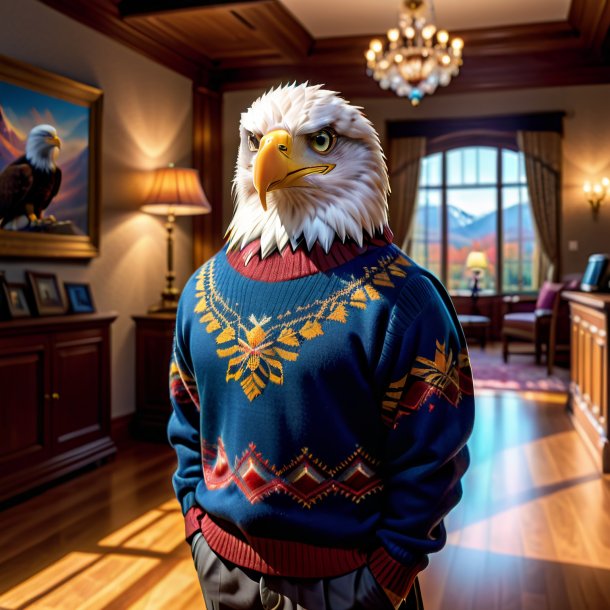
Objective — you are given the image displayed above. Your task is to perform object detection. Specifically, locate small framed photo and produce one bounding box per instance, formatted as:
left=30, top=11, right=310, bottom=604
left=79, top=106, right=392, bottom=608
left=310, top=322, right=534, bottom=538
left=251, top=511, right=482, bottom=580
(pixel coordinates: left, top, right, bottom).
left=64, top=282, right=96, bottom=314
left=2, top=282, right=32, bottom=318
left=26, top=271, right=67, bottom=316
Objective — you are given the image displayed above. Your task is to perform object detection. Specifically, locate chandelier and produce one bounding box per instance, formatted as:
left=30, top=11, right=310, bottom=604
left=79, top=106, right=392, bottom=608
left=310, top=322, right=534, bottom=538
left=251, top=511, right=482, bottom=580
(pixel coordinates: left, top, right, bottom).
left=365, top=0, right=464, bottom=106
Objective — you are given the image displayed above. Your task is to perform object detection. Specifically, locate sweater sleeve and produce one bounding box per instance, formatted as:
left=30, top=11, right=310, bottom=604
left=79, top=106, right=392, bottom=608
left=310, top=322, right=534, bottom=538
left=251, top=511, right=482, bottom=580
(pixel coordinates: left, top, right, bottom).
left=167, top=297, right=204, bottom=541
left=370, top=273, right=475, bottom=600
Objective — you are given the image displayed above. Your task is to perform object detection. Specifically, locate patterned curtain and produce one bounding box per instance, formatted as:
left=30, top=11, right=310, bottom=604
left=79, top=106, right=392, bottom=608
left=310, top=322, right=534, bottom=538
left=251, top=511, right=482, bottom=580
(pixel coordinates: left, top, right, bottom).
left=388, top=137, right=426, bottom=251
left=517, top=131, right=562, bottom=283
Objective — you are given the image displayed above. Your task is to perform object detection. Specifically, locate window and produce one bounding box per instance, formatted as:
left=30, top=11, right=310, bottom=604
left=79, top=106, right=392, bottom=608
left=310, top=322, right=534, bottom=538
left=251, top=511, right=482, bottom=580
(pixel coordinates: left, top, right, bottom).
left=411, top=146, right=537, bottom=294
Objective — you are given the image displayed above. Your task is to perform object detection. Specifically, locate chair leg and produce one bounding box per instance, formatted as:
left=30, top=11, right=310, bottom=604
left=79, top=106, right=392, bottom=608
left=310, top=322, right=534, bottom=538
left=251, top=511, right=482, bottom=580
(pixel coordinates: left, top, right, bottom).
left=502, top=335, right=509, bottom=363
left=547, top=340, right=554, bottom=376
left=535, top=340, right=542, bottom=365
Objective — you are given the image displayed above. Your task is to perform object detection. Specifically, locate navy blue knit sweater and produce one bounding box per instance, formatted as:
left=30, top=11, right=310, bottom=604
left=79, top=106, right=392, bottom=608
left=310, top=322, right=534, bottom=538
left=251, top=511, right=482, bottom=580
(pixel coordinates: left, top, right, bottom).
left=168, top=241, right=474, bottom=599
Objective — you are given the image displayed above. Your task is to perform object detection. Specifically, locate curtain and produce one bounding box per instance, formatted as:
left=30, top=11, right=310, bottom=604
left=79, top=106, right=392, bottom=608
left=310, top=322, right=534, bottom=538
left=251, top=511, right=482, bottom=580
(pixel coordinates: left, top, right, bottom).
left=517, top=130, right=562, bottom=283
left=388, top=137, right=426, bottom=251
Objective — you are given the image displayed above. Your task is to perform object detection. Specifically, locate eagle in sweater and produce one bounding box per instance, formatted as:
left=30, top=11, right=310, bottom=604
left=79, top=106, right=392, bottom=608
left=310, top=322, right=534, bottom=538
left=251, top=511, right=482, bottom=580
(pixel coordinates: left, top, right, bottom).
left=0, top=124, right=62, bottom=229
left=227, top=83, right=390, bottom=259
left=169, top=83, right=474, bottom=609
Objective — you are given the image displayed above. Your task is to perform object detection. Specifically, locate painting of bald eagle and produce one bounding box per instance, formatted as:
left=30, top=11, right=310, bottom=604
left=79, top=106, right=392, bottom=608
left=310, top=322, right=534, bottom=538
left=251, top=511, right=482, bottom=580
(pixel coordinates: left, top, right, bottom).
left=0, top=72, right=93, bottom=237
left=0, top=124, right=62, bottom=229
left=0, top=56, right=102, bottom=258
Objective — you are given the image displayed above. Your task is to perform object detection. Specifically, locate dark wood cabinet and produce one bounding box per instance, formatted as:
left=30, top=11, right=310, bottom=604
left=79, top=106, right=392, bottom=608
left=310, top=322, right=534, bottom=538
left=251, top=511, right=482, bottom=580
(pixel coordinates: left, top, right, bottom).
left=564, top=292, right=610, bottom=472
left=132, top=313, right=176, bottom=441
left=0, top=313, right=117, bottom=503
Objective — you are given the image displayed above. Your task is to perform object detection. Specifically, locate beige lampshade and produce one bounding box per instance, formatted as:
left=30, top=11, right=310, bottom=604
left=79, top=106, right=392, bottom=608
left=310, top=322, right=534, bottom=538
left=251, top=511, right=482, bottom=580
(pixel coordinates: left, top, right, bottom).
left=141, top=166, right=211, bottom=216
left=466, top=250, right=488, bottom=270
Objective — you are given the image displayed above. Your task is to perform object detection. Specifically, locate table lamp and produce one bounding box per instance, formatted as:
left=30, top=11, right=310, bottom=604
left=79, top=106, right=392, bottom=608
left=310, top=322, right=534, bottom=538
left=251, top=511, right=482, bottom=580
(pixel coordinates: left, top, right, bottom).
left=465, top=249, right=488, bottom=301
left=141, top=164, right=211, bottom=313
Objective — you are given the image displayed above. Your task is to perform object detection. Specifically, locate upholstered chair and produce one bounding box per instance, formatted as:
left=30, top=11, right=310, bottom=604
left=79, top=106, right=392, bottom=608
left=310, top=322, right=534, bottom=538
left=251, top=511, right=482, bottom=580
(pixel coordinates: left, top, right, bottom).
left=501, top=281, right=564, bottom=374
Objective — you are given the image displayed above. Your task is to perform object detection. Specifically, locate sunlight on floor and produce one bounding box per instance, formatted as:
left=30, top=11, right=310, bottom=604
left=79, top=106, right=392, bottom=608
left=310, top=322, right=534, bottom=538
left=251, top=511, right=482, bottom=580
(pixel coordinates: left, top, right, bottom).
left=447, top=423, right=610, bottom=571
left=0, top=500, right=201, bottom=610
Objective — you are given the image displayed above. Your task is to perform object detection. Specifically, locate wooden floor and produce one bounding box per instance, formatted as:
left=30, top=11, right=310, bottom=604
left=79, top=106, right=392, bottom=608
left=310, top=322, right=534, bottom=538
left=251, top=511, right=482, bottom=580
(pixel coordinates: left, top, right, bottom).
left=1, top=388, right=610, bottom=609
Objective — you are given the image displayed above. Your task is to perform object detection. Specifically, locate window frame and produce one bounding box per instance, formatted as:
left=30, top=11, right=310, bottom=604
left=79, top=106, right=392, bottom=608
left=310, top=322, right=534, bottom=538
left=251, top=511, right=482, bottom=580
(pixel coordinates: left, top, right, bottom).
left=387, top=113, right=564, bottom=295
left=416, top=141, right=531, bottom=294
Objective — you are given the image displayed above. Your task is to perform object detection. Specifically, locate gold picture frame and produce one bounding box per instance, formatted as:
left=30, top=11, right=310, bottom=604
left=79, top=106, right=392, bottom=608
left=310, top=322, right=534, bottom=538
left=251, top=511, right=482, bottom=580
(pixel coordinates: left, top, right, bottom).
left=0, top=55, right=102, bottom=259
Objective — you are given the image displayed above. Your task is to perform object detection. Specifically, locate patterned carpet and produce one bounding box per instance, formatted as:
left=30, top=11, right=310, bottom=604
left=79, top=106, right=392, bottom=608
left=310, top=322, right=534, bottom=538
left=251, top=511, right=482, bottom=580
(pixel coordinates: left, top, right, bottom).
left=468, top=344, right=570, bottom=394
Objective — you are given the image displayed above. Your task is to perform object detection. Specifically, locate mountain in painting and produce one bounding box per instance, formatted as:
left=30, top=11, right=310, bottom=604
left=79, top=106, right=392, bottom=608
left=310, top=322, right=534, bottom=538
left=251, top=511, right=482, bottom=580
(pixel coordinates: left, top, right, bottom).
left=51, top=147, right=89, bottom=234
left=0, top=105, right=26, bottom=168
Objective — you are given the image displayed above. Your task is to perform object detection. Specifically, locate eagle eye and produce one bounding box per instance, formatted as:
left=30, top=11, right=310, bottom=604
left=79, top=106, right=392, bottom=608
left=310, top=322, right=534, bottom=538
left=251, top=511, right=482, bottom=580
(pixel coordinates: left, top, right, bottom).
left=309, top=128, right=337, bottom=155
left=247, top=132, right=260, bottom=152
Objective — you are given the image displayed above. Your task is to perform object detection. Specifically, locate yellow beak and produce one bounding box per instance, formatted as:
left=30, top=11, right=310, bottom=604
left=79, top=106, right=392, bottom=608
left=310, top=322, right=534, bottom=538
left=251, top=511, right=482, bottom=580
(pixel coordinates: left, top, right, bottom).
left=47, top=135, right=61, bottom=149
left=253, top=129, right=335, bottom=211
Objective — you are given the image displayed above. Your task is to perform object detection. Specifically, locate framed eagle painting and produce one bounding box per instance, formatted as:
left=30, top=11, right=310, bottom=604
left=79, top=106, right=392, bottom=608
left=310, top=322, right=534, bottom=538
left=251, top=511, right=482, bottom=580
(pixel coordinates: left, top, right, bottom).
left=0, top=55, right=102, bottom=259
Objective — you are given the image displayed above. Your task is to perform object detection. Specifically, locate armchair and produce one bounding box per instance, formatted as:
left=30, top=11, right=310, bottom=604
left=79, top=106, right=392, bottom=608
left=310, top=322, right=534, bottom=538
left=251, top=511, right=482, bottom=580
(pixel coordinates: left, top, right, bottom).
left=501, top=282, right=564, bottom=375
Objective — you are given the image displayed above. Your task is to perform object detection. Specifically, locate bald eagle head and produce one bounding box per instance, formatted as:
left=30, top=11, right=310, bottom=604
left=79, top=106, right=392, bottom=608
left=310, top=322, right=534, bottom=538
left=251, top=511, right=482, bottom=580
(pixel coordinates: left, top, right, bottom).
left=227, top=83, right=390, bottom=258
left=25, top=124, right=61, bottom=173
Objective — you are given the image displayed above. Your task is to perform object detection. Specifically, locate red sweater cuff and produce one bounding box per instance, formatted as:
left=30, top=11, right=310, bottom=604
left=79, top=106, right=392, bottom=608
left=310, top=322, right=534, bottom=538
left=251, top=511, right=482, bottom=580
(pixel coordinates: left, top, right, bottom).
left=184, top=505, right=205, bottom=541
left=368, top=547, right=424, bottom=600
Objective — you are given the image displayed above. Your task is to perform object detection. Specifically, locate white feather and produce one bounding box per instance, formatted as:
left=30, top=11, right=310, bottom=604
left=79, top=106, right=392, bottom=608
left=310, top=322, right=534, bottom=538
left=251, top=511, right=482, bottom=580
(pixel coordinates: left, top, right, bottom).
left=25, top=124, right=59, bottom=172
left=227, top=83, right=389, bottom=257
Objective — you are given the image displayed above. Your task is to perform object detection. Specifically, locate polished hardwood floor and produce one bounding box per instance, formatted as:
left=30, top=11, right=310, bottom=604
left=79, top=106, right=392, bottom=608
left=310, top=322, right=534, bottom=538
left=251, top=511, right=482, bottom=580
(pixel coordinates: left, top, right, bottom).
left=1, top=384, right=609, bottom=608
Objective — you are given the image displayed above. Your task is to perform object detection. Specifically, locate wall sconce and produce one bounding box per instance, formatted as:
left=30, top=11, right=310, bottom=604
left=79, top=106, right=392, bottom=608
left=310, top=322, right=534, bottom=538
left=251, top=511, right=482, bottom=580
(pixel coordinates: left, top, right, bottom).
left=141, top=164, right=211, bottom=313
left=583, top=177, right=609, bottom=218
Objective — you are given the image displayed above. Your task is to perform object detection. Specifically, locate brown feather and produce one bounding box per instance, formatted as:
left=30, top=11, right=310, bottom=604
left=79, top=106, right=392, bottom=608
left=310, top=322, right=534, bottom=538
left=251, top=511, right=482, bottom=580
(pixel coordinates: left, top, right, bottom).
left=0, top=162, right=34, bottom=219
left=0, top=156, right=61, bottom=226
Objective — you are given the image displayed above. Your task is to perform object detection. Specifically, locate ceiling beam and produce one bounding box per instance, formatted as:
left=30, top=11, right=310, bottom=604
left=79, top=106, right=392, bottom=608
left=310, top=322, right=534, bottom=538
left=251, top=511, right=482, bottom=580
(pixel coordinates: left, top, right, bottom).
left=118, top=0, right=263, bottom=19
left=39, top=0, right=201, bottom=79
left=216, top=21, right=583, bottom=71
left=568, top=0, right=610, bottom=57
left=233, top=1, right=313, bottom=62
left=217, top=44, right=610, bottom=99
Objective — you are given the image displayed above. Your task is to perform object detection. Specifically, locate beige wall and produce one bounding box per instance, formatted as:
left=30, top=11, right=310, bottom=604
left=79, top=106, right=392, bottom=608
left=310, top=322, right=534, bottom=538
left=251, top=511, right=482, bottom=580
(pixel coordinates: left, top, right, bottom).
left=224, top=85, right=610, bottom=276
left=1, top=0, right=193, bottom=418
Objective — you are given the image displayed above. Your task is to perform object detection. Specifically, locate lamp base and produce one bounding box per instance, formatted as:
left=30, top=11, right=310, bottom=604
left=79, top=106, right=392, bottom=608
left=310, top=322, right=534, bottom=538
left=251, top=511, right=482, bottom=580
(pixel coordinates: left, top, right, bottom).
left=148, top=290, right=179, bottom=314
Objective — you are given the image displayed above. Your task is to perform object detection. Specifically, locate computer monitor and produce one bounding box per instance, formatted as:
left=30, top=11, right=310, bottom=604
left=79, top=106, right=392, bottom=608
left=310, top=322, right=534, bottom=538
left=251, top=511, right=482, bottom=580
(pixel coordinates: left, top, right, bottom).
left=580, top=253, right=609, bottom=292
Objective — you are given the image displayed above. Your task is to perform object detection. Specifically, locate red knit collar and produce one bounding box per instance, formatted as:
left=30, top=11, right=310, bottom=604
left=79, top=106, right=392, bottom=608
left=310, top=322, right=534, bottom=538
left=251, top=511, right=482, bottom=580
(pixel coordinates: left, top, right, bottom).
left=226, top=227, right=394, bottom=282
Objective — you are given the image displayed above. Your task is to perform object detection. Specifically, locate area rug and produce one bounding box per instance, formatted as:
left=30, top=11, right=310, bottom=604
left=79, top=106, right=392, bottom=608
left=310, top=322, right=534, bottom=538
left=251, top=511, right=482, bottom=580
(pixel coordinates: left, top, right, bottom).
left=467, top=345, right=570, bottom=394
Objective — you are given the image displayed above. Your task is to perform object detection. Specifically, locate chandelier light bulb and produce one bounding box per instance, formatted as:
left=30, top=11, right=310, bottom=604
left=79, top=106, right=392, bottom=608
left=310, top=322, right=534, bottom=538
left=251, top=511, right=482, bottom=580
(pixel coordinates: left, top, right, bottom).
left=364, top=0, right=464, bottom=105
left=387, top=28, right=400, bottom=42
left=422, top=24, right=436, bottom=40
left=370, top=39, right=383, bottom=53
left=583, top=181, right=592, bottom=194
left=603, top=177, right=610, bottom=187
left=452, top=37, right=464, bottom=50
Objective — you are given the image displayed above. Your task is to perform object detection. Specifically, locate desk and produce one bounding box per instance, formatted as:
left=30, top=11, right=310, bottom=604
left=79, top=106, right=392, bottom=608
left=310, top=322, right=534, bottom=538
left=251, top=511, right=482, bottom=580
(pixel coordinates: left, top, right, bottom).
left=563, top=291, right=610, bottom=473
left=458, top=314, right=491, bottom=348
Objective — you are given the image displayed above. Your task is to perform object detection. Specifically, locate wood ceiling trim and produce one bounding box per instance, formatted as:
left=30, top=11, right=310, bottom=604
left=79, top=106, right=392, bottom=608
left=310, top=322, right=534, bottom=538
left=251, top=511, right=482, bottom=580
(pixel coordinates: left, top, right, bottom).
left=233, top=1, right=313, bottom=62
left=38, top=0, right=201, bottom=79
left=118, top=0, right=263, bottom=19
left=216, top=21, right=583, bottom=70
left=568, top=0, right=610, bottom=56
left=218, top=48, right=610, bottom=99
left=37, top=0, right=610, bottom=95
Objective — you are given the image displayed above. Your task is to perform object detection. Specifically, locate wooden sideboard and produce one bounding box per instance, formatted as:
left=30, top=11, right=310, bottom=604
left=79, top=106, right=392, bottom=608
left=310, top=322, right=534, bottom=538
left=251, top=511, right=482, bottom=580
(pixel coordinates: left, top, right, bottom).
left=132, top=313, right=176, bottom=441
left=563, top=291, right=610, bottom=473
left=0, top=312, right=118, bottom=503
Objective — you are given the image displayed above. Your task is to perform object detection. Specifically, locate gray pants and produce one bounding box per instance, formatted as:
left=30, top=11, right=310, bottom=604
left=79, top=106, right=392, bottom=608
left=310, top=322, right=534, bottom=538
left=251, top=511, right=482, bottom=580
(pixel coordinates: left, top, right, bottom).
left=191, top=533, right=399, bottom=610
